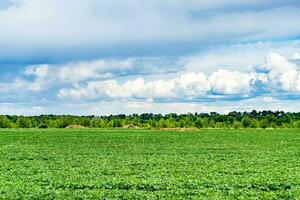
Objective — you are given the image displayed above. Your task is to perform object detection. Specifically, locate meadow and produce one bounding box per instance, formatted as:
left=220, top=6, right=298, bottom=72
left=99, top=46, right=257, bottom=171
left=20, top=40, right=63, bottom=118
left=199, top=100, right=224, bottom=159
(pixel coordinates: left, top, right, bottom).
left=0, top=129, right=299, bottom=199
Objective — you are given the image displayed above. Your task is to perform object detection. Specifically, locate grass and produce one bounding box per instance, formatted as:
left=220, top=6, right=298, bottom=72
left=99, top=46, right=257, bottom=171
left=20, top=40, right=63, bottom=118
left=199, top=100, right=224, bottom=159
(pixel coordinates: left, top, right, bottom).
left=0, top=129, right=299, bottom=199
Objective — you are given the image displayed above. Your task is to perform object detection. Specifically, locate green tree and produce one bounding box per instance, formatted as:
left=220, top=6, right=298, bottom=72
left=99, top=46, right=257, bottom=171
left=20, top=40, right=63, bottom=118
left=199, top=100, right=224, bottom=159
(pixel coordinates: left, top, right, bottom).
left=17, top=117, right=32, bottom=128
left=250, top=119, right=259, bottom=128
left=0, top=116, right=11, bottom=128
left=260, top=119, right=269, bottom=129
left=57, top=116, right=73, bottom=128
left=158, top=118, right=167, bottom=128
left=233, top=120, right=243, bottom=129
left=241, top=116, right=252, bottom=128
left=194, top=118, right=204, bottom=128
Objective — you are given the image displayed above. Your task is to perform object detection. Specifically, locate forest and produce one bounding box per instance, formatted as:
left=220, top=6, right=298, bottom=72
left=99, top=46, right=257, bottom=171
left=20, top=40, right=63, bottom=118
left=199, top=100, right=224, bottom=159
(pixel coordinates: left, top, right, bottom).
left=1, top=110, right=300, bottom=129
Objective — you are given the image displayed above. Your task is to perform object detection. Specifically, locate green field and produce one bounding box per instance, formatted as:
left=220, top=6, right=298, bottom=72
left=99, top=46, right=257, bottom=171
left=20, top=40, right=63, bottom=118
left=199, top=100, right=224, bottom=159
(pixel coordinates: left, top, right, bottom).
left=0, top=129, right=299, bottom=199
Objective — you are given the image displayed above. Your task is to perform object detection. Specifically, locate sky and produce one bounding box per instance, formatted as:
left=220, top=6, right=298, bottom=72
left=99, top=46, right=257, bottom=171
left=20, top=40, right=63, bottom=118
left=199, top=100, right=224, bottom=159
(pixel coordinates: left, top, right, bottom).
left=1, top=0, right=300, bottom=115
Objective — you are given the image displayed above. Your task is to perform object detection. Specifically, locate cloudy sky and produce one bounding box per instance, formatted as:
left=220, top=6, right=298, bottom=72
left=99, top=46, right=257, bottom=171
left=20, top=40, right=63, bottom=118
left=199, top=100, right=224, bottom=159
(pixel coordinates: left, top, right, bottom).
left=1, top=0, right=300, bottom=115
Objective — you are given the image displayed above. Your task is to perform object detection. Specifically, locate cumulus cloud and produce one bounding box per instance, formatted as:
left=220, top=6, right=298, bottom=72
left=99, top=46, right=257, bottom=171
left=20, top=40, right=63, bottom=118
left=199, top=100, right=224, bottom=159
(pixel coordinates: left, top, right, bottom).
left=1, top=1, right=300, bottom=114
left=174, top=73, right=210, bottom=98
left=58, top=72, right=210, bottom=100
left=0, top=56, right=184, bottom=97
left=0, top=64, right=50, bottom=92
left=57, top=52, right=300, bottom=101
left=58, top=70, right=253, bottom=101
left=257, top=53, right=300, bottom=93
left=184, top=40, right=300, bottom=74
left=2, top=51, right=300, bottom=112
left=209, top=70, right=255, bottom=95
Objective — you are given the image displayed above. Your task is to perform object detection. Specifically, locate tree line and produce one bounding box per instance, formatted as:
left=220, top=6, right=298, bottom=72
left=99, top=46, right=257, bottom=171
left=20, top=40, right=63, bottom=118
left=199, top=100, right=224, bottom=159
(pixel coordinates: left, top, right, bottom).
left=1, top=110, right=300, bottom=129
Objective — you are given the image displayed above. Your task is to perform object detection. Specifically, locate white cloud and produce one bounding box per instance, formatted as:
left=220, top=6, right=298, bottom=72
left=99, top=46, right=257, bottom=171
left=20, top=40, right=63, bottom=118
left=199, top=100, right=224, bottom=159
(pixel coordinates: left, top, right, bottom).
left=25, top=57, right=183, bottom=84
left=4, top=96, right=300, bottom=116
left=58, top=61, right=114, bottom=83
left=25, top=64, right=49, bottom=78
left=58, top=72, right=211, bottom=100
left=13, top=78, right=44, bottom=91
left=0, top=103, right=46, bottom=115
left=15, top=65, right=50, bottom=91
left=2, top=50, right=300, bottom=115
left=0, top=65, right=50, bottom=92
left=0, top=56, right=184, bottom=96
left=292, top=52, right=300, bottom=60
left=185, top=40, right=300, bottom=74
left=259, top=53, right=300, bottom=92
left=209, top=69, right=255, bottom=95
left=257, top=52, right=296, bottom=72
left=174, top=73, right=210, bottom=98
left=57, top=52, right=300, bottom=101
left=1, top=1, right=300, bottom=115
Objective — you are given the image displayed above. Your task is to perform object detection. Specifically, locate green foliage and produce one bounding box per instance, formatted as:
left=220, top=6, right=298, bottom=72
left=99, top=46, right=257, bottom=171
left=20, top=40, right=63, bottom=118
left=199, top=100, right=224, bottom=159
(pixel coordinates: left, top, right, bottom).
left=194, top=118, right=204, bottom=128
left=38, top=122, right=49, bottom=129
left=241, top=116, right=252, bottom=128
left=0, top=115, right=12, bottom=128
left=16, top=117, right=32, bottom=128
left=260, top=118, right=269, bottom=129
left=1, top=110, right=300, bottom=129
left=292, top=120, right=300, bottom=128
left=233, top=120, right=243, bottom=129
left=0, top=129, right=299, bottom=199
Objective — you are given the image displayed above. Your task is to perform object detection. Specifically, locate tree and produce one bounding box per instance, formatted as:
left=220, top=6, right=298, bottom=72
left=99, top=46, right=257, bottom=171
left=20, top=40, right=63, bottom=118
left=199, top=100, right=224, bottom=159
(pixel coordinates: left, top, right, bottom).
left=17, top=117, right=32, bottom=128
left=158, top=118, right=167, bottom=128
left=78, top=117, right=91, bottom=127
left=233, top=120, right=243, bottom=129
left=260, top=119, right=269, bottom=129
left=0, top=116, right=11, bottom=128
left=57, top=116, right=73, bottom=128
left=194, top=118, right=204, bottom=128
left=241, top=116, right=252, bottom=128
left=178, top=119, right=186, bottom=128
left=165, top=118, right=175, bottom=128
left=0, top=111, right=299, bottom=129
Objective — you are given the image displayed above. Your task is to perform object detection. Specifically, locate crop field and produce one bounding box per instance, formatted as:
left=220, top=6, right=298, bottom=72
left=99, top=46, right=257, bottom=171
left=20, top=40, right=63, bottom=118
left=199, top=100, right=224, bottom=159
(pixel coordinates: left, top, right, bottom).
left=0, top=129, right=299, bottom=199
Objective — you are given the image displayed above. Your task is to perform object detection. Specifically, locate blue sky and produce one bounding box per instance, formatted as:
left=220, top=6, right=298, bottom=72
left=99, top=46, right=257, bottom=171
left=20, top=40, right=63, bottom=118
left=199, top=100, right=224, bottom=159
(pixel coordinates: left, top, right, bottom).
left=1, top=0, right=300, bottom=115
